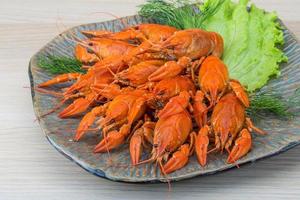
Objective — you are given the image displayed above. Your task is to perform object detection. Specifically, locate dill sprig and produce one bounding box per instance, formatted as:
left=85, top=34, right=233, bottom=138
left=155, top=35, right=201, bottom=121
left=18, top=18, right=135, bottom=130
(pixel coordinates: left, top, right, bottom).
left=38, top=55, right=85, bottom=74
left=247, top=89, right=300, bottom=119
left=247, top=93, right=291, bottom=118
left=139, top=0, right=200, bottom=29
left=138, top=0, right=225, bottom=29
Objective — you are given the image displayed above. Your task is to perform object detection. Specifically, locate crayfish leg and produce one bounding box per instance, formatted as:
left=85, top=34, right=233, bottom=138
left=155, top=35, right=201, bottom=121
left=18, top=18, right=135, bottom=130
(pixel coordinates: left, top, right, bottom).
left=246, top=118, right=266, bottom=135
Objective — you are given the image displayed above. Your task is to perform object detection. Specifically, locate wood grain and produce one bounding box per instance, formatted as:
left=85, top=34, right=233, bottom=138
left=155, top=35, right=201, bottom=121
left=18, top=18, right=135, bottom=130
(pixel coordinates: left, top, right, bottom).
left=0, top=0, right=299, bottom=199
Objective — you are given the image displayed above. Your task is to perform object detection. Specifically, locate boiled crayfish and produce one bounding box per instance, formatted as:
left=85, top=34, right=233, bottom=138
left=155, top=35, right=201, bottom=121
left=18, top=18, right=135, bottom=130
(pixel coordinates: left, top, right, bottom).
left=37, top=23, right=265, bottom=176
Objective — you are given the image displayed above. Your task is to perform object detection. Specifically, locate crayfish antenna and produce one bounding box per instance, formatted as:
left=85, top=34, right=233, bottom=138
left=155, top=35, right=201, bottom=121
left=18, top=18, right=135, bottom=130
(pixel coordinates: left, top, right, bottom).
left=135, top=156, right=155, bottom=166
left=34, top=87, right=65, bottom=120
left=55, top=15, right=93, bottom=55
left=34, top=87, right=63, bottom=97
left=37, top=100, right=66, bottom=120
left=158, top=159, right=172, bottom=192
left=88, top=11, right=129, bottom=29
left=207, top=147, right=218, bottom=154
left=34, top=91, right=72, bottom=120
left=135, top=148, right=158, bottom=166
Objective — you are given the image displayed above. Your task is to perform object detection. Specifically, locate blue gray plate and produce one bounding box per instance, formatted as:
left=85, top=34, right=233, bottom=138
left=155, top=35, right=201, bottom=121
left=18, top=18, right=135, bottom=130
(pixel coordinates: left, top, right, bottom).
left=29, top=15, right=300, bottom=182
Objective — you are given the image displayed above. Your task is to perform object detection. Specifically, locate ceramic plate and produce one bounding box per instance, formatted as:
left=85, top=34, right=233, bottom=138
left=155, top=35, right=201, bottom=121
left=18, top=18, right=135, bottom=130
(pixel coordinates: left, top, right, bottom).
left=29, top=15, right=300, bottom=182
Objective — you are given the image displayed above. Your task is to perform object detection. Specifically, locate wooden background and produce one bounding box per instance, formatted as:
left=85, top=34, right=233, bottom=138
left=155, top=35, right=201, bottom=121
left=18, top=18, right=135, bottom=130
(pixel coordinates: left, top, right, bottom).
left=0, top=0, right=299, bottom=199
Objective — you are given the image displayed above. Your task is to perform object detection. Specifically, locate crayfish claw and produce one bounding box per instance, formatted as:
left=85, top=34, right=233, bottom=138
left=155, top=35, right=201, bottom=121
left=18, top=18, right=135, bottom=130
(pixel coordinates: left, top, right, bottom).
left=129, top=129, right=144, bottom=165
left=157, top=91, right=190, bottom=119
left=229, top=80, right=250, bottom=108
left=81, top=30, right=112, bottom=38
left=94, top=130, right=126, bottom=153
left=58, top=98, right=90, bottom=118
left=195, top=125, right=210, bottom=167
left=227, top=129, right=252, bottom=164
left=148, top=57, right=191, bottom=82
left=193, top=90, right=208, bottom=128
left=75, top=112, right=96, bottom=141
left=38, top=73, right=81, bottom=88
left=75, top=105, right=107, bottom=141
left=163, top=144, right=189, bottom=174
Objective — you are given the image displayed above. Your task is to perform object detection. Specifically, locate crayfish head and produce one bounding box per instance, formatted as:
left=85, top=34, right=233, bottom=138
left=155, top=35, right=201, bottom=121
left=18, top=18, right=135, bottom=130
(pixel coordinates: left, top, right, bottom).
left=146, top=94, right=165, bottom=110
left=75, top=44, right=100, bottom=64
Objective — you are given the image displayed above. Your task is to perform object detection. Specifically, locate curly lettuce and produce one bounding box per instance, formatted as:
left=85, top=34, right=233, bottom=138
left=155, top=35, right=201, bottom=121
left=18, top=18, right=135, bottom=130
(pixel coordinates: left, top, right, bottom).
left=200, top=0, right=287, bottom=91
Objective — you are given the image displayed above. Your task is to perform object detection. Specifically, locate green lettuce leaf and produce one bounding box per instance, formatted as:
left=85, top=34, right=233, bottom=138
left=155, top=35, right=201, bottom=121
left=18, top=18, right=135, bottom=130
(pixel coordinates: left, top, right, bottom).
left=199, top=0, right=287, bottom=91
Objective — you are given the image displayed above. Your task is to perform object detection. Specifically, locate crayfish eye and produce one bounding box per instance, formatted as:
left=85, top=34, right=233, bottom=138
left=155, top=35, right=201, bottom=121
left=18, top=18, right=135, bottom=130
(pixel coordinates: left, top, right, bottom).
left=153, top=144, right=158, bottom=148
left=156, top=101, right=164, bottom=109
left=87, top=48, right=94, bottom=54
left=229, top=133, right=232, bottom=138
left=156, top=90, right=165, bottom=96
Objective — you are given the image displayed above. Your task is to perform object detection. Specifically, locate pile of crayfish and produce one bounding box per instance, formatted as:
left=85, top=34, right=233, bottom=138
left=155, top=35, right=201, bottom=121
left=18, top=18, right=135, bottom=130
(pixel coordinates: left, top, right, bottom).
left=38, top=23, right=265, bottom=174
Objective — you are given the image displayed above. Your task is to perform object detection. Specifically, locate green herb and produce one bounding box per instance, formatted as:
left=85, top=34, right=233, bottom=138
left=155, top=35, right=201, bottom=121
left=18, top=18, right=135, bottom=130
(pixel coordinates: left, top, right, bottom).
left=139, top=0, right=198, bottom=29
left=247, top=93, right=291, bottom=119
left=38, top=55, right=85, bottom=74
left=247, top=88, right=300, bottom=119
left=139, top=0, right=224, bottom=29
